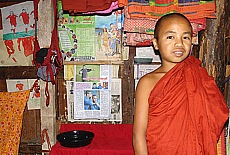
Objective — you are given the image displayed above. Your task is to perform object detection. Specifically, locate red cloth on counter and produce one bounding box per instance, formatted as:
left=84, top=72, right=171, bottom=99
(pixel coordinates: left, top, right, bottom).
left=146, top=56, right=229, bottom=155
left=50, top=124, right=134, bottom=155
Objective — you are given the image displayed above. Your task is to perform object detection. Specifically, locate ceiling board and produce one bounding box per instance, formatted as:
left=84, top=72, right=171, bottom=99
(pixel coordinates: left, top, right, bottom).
left=0, top=1, right=30, bottom=8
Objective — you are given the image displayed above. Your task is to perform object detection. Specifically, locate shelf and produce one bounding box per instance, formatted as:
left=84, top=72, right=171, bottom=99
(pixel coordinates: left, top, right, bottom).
left=134, top=62, right=161, bottom=65
left=63, top=60, right=124, bottom=65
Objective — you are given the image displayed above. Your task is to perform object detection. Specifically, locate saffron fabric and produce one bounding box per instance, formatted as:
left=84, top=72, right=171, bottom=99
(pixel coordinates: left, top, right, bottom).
left=146, top=56, right=229, bottom=155
left=62, top=0, right=117, bottom=14
left=118, top=0, right=216, bottom=20
left=50, top=124, right=134, bottom=155
left=84, top=1, right=119, bottom=15
left=0, top=90, right=30, bottom=155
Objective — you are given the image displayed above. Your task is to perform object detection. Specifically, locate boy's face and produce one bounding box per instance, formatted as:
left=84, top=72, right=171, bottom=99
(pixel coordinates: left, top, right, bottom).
left=152, top=15, right=192, bottom=64
left=92, top=96, right=97, bottom=101
left=87, top=91, right=92, bottom=98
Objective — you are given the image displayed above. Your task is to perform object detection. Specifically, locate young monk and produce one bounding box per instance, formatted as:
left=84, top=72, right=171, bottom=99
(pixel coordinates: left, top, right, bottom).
left=133, top=13, right=229, bottom=155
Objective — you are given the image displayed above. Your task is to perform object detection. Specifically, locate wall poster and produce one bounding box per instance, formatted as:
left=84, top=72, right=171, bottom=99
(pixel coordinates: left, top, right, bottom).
left=0, top=1, right=35, bottom=66
left=57, top=1, right=124, bottom=62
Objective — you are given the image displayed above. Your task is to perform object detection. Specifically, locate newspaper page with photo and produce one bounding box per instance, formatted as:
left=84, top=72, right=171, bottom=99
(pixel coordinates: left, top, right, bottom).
left=66, top=81, right=75, bottom=122
left=109, top=78, right=122, bottom=122
left=72, top=64, right=111, bottom=120
left=66, top=78, right=122, bottom=122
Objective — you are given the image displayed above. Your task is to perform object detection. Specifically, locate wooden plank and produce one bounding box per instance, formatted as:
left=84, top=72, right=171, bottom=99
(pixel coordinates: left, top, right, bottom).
left=0, top=66, right=41, bottom=153
left=121, top=46, right=135, bottom=124
left=56, top=69, right=67, bottom=120
left=63, top=60, right=124, bottom=65
left=0, top=66, right=37, bottom=79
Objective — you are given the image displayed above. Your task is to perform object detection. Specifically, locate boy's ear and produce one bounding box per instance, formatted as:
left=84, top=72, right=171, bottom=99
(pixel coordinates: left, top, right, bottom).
left=152, top=38, right=159, bottom=50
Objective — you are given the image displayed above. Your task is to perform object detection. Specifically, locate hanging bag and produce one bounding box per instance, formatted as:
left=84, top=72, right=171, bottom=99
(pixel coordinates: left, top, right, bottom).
left=33, top=0, right=62, bottom=107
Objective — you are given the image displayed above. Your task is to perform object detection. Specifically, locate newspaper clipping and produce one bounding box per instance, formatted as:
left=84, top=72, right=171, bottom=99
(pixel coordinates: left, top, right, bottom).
left=66, top=65, right=122, bottom=122
left=109, top=78, right=122, bottom=121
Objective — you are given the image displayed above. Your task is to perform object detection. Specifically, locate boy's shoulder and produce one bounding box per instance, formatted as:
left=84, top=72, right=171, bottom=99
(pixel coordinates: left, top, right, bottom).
left=143, top=68, right=166, bottom=81
left=138, top=69, right=166, bottom=89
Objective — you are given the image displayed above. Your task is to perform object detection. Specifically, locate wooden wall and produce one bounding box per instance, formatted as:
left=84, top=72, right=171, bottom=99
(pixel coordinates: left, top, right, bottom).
left=56, top=47, right=136, bottom=124
left=0, top=47, right=136, bottom=154
left=198, top=0, right=230, bottom=103
left=0, top=0, right=230, bottom=154
left=0, top=66, right=42, bottom=154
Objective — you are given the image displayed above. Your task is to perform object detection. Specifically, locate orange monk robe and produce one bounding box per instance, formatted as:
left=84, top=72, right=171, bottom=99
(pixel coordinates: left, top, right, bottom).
left=147, top=56, right=229, bottom=155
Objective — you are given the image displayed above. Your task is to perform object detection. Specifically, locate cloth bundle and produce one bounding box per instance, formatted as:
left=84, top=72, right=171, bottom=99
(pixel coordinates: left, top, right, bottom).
left=120, top=0, right=215, bottom=46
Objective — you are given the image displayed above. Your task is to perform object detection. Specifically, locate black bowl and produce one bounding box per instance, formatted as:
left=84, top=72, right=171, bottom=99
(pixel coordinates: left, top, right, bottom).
left=134, top=58, right=153, bottom=64
left=57, top=130, right=94, bottom=147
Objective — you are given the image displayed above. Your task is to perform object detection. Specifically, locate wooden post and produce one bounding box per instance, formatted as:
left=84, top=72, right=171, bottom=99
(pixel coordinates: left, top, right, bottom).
left=199, top=0, right=228, bottom=93
left=121, top=46, right=135, bottom=123
left=38, top=0, right=56, bottom=153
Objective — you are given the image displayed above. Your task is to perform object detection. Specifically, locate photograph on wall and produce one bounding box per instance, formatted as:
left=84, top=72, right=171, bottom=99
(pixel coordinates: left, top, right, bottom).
left=75, top=64, right=100, bottom=83
left=0, top=1, right=35, bottom=66
left=135, top=46, right=161, bottom=62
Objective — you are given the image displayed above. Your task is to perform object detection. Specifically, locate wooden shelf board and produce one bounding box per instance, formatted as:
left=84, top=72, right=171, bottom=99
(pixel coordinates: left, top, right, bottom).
left=63, top=60, right=124, bottom=65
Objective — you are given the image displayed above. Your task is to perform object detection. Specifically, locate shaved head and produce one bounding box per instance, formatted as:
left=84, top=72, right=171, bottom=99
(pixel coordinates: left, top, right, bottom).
left=154, top=13, right=193, bottom=39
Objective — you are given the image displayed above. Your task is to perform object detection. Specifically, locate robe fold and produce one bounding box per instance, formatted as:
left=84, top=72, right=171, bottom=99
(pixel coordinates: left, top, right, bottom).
left=147, top=56, right=229, bottom=155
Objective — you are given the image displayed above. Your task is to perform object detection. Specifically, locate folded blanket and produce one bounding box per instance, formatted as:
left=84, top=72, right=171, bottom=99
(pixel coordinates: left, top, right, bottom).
left=147, top=56, right=229, bottom=155
left=118, top=0, right=216, bottom=19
